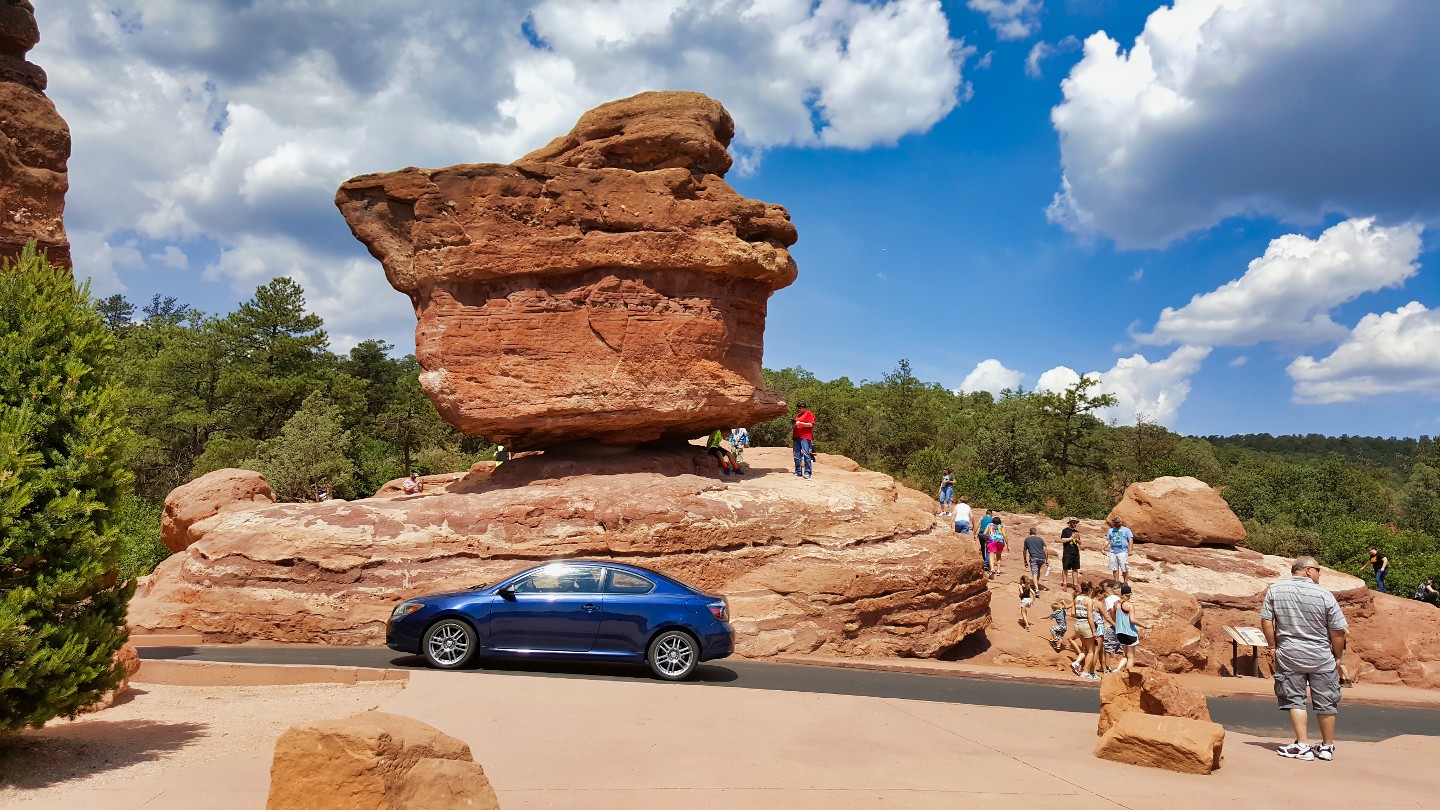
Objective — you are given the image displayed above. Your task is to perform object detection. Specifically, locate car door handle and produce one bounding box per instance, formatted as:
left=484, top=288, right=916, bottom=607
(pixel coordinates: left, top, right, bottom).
left=582, top=603, right=601, bottom=612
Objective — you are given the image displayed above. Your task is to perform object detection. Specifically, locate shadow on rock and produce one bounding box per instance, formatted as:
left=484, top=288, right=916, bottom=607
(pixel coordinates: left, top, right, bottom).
left=0, top=719, right=208, bottom=791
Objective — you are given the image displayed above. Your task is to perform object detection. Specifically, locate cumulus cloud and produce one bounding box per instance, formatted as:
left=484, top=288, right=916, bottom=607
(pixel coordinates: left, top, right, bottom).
left=1048, top=0, right=1440, bottom=248
left=32, top=0, right=973, bottom=348
left=959, top=359, right=1025, bottom=395
left=968, top=0, right=1042, bottom=41
left=1288, top=303, right=1440, bottom=404
left=1137, top=218, right=1424, bottom=346
left=1023, top=35, right=1077, bottom=79
left=1034, top=347, right=1211, bottom=426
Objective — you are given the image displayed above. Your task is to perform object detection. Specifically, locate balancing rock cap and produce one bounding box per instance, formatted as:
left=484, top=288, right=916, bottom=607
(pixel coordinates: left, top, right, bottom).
left=336, top=91, right=797, bottom=448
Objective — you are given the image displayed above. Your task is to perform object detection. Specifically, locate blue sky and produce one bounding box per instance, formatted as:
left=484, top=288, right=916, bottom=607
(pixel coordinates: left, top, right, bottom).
left=30, top=0, right=1440, bottom=438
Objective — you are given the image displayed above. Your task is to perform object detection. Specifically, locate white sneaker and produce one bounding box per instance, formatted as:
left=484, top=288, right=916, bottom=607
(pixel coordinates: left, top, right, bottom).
left=1277, top=742, right=1314, bottom=761
left=1315, top=744, right=1334, bottom=761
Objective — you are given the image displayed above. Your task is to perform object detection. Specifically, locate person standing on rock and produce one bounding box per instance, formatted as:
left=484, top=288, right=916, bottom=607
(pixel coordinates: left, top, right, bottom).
left=792, top=402, right=815, bottom=479
left=1366, top=548, right=1389, bottom=594
left=953, top=499, right=972, bottom=536
left=730, top=427, right=750, bottom=466
left=978, top=509, right=996, bottom=574
left=1023, top=528, right=1047, bottom=590
left=987, top=518, right=1007, bottom=579
left=1105, top=517, right=1133, bottom=585
left=1060, top=518, right=1082, bottom=591
left=1261, top=556, right=1348, bottom=762
left=1110, top=584, right=1140, bottom=674
left=937, top=468, right=956, bottom=516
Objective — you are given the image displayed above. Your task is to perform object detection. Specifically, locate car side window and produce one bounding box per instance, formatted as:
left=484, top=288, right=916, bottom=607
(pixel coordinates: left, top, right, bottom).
left=606, top=569, right=655, bottom=594
left=510, top=565, right=603, bottom=594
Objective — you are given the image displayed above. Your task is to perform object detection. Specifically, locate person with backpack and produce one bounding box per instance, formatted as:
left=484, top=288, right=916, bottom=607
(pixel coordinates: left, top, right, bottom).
left=1106, top=517, right=1133, bottom=585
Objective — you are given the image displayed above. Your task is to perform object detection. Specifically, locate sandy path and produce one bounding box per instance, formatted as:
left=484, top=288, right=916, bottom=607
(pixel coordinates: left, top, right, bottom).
left=0, top=681, right=404, bottom=806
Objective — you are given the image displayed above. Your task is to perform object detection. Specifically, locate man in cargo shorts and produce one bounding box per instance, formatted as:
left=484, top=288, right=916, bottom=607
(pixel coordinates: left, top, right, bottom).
left=1260, top=556, right=1348, bottom=762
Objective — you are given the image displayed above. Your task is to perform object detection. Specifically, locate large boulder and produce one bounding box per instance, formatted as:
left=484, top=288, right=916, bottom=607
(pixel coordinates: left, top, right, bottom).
left=1098, top=668, right=1211, bottom=735
left=1093, top=712, right=1225, bottom=775
left=130, top=447, right=992, bottom=659
left=1108, top=476, right=1246, bottom=547
left=161, top=468, right=276, bottom=553
left=0, top=0, right=71, bottom=266
left=266, top=711, right=499, bottom=810
left=335, top=91, right=796, bottom=449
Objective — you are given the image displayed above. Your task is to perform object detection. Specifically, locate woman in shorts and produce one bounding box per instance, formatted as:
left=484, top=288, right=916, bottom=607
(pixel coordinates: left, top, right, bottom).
left=1070, top=582, right=1098, bottom=679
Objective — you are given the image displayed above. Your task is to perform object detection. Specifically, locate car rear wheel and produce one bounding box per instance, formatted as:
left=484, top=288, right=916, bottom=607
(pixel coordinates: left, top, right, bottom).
left=647, top=629, right=698, bottom=681
left=423, top=619, right=476, bottom=669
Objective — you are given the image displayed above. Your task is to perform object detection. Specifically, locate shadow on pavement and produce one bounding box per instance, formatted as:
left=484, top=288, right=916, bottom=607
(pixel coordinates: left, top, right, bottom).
left=389, top=654, right=739, bottom=683
left=0, top=718, right=207, bottom=791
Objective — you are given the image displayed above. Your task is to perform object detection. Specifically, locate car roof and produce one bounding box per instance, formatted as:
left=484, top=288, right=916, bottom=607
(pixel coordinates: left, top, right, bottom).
left=513, top=560, right=695, bottom=588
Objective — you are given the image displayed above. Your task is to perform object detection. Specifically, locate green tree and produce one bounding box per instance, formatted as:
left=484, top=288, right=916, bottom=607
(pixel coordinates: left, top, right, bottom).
left=96, top=294, right=135, bottom=335
left=374, top=372, right=454, bottom=474
left=243, top=392, right=356, bottom=501
left=215, top=277, right=329, bottom=441
left=1037, top=376, right=1116, bottom=476
left=0, top=244, right=133, bottom=732
left=1401, top=463, right=1440, bottom=537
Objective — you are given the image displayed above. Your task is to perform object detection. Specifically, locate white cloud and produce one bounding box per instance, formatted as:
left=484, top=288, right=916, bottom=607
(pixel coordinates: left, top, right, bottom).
left=1128, top=268, right=1143, bottom=282
left=968, top=0, right=1042, bottom=41
left=1024, top=35, right=1077, bottom=79
left=1035, top=347, right=1211, bottom=426
left=1036, top=365, right=1083, bottom=394
left=1288, top=303, right=1440, bottom=404
left=31, top=0, right=973, bottom=348
left=150, top=245, right=189, bottom=270
left=959, top=359, right=1025, bottom=395
left=975, top=50, right=994, bottom=70
left=1137, top=218, right=1424, bottom=346
left=1048, top=0, right=1440, bottom=248
left=1228, top=355, right=1248, bottom=368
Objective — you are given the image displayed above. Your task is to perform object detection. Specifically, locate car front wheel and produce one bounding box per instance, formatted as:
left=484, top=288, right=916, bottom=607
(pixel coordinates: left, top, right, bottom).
left=423, top=618, right=476, bottom=669
left=647, top=629, right=698, bottom=681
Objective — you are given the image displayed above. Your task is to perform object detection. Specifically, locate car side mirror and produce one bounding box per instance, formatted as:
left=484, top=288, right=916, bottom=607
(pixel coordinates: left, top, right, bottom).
left=498, top=586, right=516, bottom=601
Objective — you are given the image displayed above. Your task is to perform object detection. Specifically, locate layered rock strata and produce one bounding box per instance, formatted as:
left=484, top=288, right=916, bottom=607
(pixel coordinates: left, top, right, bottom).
left=335, top=91, right=797, bottom=448
left=0, top=0, right=70, bottom=266
left=131, top=448, right=992, bottom=659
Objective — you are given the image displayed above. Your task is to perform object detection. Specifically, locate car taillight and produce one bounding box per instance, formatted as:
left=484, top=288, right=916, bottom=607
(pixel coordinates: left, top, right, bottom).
left=707, top=599, right=728, bottom=622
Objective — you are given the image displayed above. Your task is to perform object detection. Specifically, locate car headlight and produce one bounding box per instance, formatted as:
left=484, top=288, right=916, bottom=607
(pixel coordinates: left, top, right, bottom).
left=391, top=600, right=424, bottom=621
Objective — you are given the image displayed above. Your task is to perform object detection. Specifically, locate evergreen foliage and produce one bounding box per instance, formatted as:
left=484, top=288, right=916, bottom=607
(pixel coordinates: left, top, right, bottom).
left=0, top=245, right=133, bottom=733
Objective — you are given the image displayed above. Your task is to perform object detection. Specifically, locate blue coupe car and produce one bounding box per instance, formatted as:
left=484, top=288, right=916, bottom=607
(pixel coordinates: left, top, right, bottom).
left=385, top=560, right=734, bottom=680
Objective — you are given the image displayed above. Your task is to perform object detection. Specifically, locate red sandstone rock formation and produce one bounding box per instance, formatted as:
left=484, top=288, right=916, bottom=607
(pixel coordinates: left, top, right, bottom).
left=161, top=468, right=276, bottom=553
left=335, top=91, right=796, bottom=449
left=1097, top=668, right=1211, bottom=735
left=1093, top=713, right=1225, bottom=775
left=267, top=711, right=500, bottom=810
left=1108, top=476, right=1247, bottom=547
left=131, top=448, right=992, bottom=659
left=0, top=0, right=70, bottom=266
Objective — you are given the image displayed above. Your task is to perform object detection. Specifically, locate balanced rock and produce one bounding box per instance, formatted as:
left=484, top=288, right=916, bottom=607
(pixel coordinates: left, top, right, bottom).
left=131, top=447, right=991, bottom=658
left=0, top=0, right=71, bottom=266
left=1098, top=668, right=1211, bottom=735
left=1108, top=476, right=1246, bottom=547
left=161, top=468, right=276, bottom=553
left=335, top=91, right=797, bottom=448
left=1094, top=712, right=1225, bottom=775
left=266, top=711, right=498, bottom=810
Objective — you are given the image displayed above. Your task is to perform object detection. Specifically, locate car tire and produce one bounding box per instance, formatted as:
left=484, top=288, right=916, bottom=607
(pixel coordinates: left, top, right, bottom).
left=647, top=629, right=699, bottom=681
left=422, top=618, right=476, bottom=670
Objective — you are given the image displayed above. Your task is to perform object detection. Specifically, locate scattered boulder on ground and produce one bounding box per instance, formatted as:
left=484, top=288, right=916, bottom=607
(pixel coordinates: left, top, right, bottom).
left=1098, top=668, right=1211, bottom=735
left=1108, top=476, right=1246, bottom=547
left=0, top=0, right=71, bottom=267
left=1094, top=712, right=1225, bottom=775
left=335, top=91, right=797, bottom=449
left=161, top=468, right=275, bottom=553
left=266, top=711, right=500, bottom=810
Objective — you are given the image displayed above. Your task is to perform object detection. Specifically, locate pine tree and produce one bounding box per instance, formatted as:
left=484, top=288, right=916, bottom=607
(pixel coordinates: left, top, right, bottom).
left=0, top=244, right=134, bottom=733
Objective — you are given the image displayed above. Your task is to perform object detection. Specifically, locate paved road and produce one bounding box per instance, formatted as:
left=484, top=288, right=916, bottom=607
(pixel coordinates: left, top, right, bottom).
left=140, top=645, right=1438, bottom=742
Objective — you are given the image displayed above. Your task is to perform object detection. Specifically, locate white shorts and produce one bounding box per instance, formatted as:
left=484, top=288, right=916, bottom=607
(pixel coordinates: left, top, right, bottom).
left=1020, top=597, right=1033, bottom=608
left=1108, top=551, right=1129, bottom=572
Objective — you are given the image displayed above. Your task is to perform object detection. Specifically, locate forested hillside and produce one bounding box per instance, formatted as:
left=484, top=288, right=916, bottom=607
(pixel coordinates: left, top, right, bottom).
left=96, top=280, right=1440, bottom=600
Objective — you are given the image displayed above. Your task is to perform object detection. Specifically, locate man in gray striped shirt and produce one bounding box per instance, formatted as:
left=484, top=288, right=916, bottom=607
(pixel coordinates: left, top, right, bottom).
left=1260, top=556, right=1348, bottom=762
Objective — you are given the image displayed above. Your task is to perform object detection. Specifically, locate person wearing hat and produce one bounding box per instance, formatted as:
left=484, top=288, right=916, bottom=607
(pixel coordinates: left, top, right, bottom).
left=1060, top=518, right=1082, bottom=591
left=1105, top=516, right=1133, bottom=585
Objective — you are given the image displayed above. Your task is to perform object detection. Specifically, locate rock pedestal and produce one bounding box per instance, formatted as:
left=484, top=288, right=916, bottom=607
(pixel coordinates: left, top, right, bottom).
left=0, top=0, right=71, bottom=266
left=336, top=91, right=797, bottom=448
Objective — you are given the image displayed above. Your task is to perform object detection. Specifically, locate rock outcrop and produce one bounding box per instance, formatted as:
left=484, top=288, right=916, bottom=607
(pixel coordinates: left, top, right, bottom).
left=161, top=468, right=275, bottom=553
left=0, top=0, right=70, bottom=267
left=1093, top=713, right=1225, bottom=775
left=132, top=448, right=992, bottom=659
left=1107, top=476, right=1246, bottom=547
left=335, top=91, right=796, bottom=448
left=266, top=711, right=500, bottom=810
left=1097, top=668, right=1211, bottom=735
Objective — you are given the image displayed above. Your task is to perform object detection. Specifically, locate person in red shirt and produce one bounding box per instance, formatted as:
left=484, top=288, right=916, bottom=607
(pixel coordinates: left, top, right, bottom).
left=792, top=401, right=815, bottom=479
